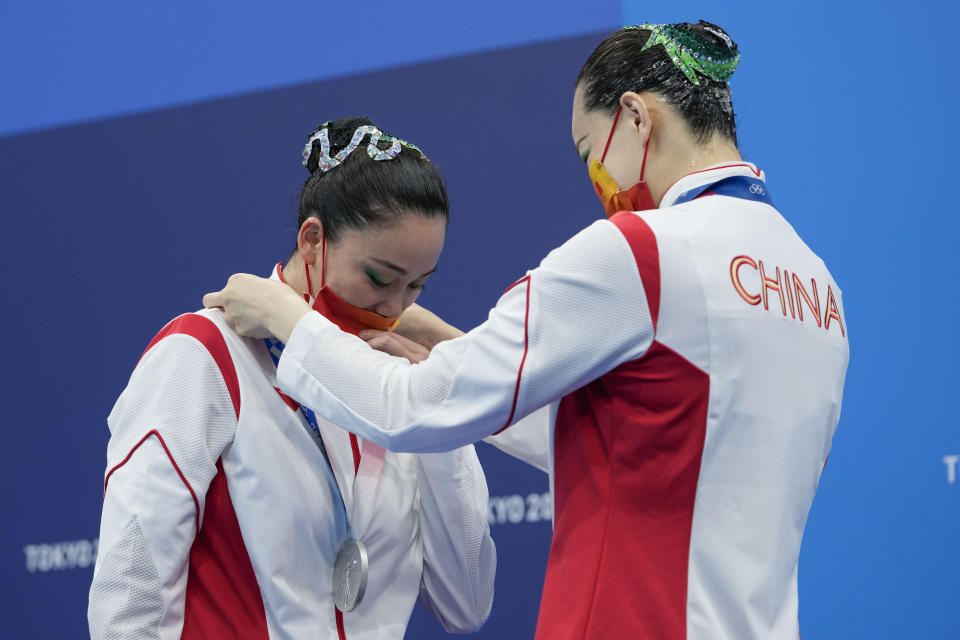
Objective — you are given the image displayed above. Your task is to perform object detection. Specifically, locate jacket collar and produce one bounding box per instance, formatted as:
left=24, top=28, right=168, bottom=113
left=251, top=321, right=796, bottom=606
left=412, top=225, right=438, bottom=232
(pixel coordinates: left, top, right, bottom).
left=659, top=162, right=764, bottom=209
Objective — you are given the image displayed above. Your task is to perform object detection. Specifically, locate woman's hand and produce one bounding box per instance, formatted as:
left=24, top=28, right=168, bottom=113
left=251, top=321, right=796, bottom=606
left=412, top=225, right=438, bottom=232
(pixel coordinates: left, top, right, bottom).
left=359, top=330, right=431, bottom=364
left=203, top=274, right=311, bottom=342
left=393, top=304, right=464, bottom=351
left=362, top=305, right=464, bottom=364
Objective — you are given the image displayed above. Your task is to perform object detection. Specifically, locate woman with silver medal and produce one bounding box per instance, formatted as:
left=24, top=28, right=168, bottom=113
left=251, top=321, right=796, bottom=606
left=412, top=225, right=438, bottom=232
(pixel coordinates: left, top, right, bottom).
left=89, top=117, right=496, bottom=639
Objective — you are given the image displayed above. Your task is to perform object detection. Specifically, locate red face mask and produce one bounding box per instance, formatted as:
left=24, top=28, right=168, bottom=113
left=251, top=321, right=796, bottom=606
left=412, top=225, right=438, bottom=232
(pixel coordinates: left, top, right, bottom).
left=302, top=233, right=400, bottom=336
left=587, top=104, right=657, bottom=217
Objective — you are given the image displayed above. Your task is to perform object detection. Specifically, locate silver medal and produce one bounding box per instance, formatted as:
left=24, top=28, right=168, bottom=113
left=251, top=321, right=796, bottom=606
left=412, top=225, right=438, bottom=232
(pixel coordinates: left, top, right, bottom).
left=332, top=538, right=369, bottom=612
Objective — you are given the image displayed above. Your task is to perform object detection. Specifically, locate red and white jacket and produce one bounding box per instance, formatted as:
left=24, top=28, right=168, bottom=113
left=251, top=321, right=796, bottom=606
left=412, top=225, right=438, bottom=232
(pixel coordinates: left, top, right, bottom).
left=274, top=163, right=849, bottom=639
left=89, top=274, right=495, bottom=639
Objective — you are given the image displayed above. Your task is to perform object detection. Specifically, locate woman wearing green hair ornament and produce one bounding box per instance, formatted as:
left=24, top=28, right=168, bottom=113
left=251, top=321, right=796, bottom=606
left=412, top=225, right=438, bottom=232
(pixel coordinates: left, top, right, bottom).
left=89, top=117, right=496, bottom=639
left=207, top=22, right=849, bottom=640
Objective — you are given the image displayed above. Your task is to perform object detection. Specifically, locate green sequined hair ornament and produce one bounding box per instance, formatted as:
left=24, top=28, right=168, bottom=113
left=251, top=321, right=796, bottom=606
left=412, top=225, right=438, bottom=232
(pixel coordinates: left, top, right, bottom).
left=628, top=22, right=740, bottom=86
left=302, top=122, right=428, bottom=171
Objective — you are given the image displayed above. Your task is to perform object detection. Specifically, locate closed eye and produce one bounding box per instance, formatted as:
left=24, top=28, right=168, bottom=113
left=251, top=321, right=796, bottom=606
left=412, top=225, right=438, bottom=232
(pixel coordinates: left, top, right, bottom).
left=368, top=275, right=389, bottom=288
left=365, top=267, right=392, bottom=288
left=575, top=133, right=589, bottom=164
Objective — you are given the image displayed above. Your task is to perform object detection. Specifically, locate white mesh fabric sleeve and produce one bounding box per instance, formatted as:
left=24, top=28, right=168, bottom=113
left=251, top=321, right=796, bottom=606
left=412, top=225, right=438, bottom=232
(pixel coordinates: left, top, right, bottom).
left=89, top=331, right=238, bottom=638
left=89, top=518, right=164, bottom=640
left=277, top=218, right=654, bottom=452
left=415, top=445, right=496, bottom=632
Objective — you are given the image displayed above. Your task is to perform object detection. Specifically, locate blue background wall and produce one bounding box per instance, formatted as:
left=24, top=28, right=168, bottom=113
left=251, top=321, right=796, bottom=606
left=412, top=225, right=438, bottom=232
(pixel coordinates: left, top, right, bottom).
left=2, top=1, right=958, bottom=638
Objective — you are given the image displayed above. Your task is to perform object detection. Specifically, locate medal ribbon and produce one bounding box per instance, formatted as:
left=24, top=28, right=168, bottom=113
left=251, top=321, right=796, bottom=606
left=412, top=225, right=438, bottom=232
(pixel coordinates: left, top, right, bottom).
left=671, top=174, right=774, bottom=207
left=264, top=338, right=386, bottom=540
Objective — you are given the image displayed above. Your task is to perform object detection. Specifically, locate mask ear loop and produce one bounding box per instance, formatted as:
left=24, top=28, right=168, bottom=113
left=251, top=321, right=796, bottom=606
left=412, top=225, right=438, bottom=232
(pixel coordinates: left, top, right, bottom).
left=303, top=226, right=327, bottom=300
left=320, top=230, right=327, bottom=291
left=639, top=136, right=650, bottom=182
left=601, top=103, right=651, bottom=183
left=600, top=104, right=622, bottom=165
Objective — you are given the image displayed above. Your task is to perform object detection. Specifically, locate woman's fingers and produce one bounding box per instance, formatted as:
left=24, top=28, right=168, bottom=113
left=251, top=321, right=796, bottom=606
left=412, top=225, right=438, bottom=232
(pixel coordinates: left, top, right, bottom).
left=362, top=331, right=399, bottom=353
left=201, top=274, right=276, bottom=335
left=361, top=330, right=430, bottom=364
left=202, top=290, right=224, bottom=309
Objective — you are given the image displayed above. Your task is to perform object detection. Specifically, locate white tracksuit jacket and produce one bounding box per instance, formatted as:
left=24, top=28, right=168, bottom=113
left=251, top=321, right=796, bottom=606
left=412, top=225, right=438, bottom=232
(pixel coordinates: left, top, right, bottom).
left=272, top=163, right=850, bottom=640
left=89, top=272, right=495, bottom=639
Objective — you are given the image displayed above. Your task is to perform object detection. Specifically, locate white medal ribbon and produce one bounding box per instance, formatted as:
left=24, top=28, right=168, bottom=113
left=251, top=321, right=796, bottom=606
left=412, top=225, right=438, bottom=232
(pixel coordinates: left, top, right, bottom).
left=349, top=440, right=386, bottom=537
left=313, top=425, right=385, bottom=612
left=313, top=425, right=385, bottom=540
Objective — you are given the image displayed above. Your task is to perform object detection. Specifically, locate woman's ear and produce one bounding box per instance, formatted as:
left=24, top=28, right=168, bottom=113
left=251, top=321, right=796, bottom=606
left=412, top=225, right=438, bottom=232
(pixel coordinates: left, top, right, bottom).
left=619, top=91, right=652, bottom=138
left=297, top=217, right=323, bottom=266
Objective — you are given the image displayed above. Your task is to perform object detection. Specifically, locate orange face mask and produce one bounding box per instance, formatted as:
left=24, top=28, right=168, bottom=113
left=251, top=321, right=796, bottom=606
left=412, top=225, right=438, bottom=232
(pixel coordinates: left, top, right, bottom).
left=303, top=233, right=400, bottom=336
left=587, top=104, right=657, bottom=217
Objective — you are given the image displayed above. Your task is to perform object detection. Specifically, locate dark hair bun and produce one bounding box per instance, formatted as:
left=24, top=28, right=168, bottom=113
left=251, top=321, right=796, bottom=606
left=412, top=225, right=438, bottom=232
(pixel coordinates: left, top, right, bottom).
left=577, top=22, right=740, bottom=145
left=693, top=20, right=737, bottom=52
left=303, top=116, right=377, bottom=176
left=294, top=116, right=449, bottom=248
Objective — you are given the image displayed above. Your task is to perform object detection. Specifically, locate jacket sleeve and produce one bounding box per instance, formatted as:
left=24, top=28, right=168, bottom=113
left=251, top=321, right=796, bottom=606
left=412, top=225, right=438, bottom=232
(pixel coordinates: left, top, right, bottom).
left=88, top=315, right=238, bottom=639
left=276, top=217, right=656, bottom=453
left=414, top=445, right=496, bottom=632
left=482, top=403, right=554, bottom=474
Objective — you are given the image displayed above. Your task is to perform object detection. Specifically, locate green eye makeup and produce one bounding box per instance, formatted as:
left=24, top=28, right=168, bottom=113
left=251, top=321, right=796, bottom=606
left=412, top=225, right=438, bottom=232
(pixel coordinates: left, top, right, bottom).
left=365, top=266, right=393, bottom=288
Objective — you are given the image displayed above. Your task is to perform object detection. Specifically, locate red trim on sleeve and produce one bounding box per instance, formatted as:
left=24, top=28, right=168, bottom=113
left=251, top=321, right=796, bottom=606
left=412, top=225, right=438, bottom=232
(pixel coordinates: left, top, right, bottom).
left=493, top=274, right=532, bottom=435
left=503, top=275, right=529, bottom=295
left=103, top=429, right=201, bottom=532
left=142, top=313, right=241, bottom=419
left=609, top=212, right=661, bottom=331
